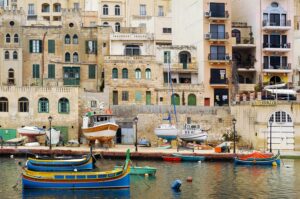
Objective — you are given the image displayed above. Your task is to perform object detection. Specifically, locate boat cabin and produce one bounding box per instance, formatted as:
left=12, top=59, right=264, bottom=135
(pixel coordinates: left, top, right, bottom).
left=82, top=114, right=115, bottom=128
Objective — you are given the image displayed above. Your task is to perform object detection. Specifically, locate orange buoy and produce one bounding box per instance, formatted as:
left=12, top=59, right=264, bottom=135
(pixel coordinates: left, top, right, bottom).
left=186, top=176, right=193, bottom=182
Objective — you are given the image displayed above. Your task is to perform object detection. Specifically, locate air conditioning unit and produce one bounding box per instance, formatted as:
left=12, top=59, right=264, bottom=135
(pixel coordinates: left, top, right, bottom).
left=204, top=33, right=211, bottom=39
left=225, top=55, right=231, bottom=61
left=204, top=11, right=211, bottom=17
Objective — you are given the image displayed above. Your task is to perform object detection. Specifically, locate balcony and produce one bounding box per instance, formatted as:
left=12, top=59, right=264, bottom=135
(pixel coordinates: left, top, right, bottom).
left=163, top=83, right=202, bottom=91
left=232, top=37, right=255, bottom=48
left=263, top=63, right=292, bottom=73
left=104, top=55, right=155, bottom=64
left=237, top=63, right=256, bottom=72
left=205, top=32, right=229, bottom=41
left=210, top=78, right=229, bottom=86
left=263, top=43, right=291, bottom=53
left=204, top=11, right=229, bottom=21
left=162, top=63, right=198, bottom=73
left=208, top=53, right=231, bottom=64
left=262, top=20, right=291, bottom=31
left=110, top=33, right=154, bottom=41
left=239, top=84, right=255, bottom=92
left=63, top=78, right=80, bottom=86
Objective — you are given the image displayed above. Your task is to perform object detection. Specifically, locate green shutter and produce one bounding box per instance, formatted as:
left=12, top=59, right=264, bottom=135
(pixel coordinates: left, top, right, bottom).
left=89, top=65, right=96, bottom=79
left=94, top=41, right=97, bottom=54
left=39, top=40, right=42, bottom=53
left=33, top=64, right=40, bottom=78
left=29, top=40, right=33, bottom=53
left=38, top=100, right=41, bottom=112
left=135, top=91, right=142, bottom=102
left=85, top=41, right=89, bottom=53
left=48, top=40, right=55, bottom=53
left=48, top=64, right=55, bottom=78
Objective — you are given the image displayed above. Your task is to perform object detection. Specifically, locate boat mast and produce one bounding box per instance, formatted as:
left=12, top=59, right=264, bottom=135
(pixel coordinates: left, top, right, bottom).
left=168, top=55, right=178, bottom=124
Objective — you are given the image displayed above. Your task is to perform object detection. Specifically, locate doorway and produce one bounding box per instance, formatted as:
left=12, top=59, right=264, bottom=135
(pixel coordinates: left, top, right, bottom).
left=113, top=91, right=118, bottom=105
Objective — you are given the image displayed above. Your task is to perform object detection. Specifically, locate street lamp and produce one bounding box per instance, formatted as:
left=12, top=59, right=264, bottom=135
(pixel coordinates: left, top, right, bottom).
left=232, top=118, right=237, bottom=154
left=133, top=116, right=138, bottom=152
left=48, top=116, right=53, bottom=150
left=269, top=120, right=273, bottom=153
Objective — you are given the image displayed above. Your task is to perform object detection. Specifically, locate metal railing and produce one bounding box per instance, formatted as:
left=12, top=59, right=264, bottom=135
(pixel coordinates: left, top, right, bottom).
left=263, top=63, right=291, bottom=70
left=234, top=37, right=254, bottom=44
left=208, top=53, right=230, bottom=61
left=209, top=32, right=229, bottom=40
left=263, top=43, right=291, bottom=48
left=262, top=20, right=291, bottom=27
left=210, top=78, right=228, bottom=84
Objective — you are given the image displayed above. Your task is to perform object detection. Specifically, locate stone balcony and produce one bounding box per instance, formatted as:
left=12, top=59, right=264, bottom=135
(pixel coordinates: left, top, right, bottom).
left=110, top=33, right=154, bottom=41
left=104, top=55, right=155, bottom=64
left=162, top=63, right=198, bottom=73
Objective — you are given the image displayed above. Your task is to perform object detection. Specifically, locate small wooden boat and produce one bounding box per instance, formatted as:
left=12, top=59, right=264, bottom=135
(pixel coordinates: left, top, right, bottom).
left=234, top=152, right=280, bottom=166
left=172, top=153, right=205, bottom=162
left=22, top=149, right=131, bottom=189
left=26, top=157, right=95, bottom=172
left=18, top=126, right=45, bottom=142
left=162, top=156, right=181, bottom=162
left=114, top=165, right=157, bottom=176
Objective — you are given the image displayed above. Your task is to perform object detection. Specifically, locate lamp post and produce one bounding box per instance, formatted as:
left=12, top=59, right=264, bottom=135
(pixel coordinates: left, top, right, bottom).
left=232, top=118, right=237, bottom=154
left=48, top=116, right=53, bottom=150
left=269, top=120, right=273, bottom=153
left=133, top=116, right=138, bottom=152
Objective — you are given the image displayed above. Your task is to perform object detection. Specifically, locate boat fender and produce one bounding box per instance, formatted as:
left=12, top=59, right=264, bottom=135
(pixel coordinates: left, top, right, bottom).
left=10, top=155, right=14, bottom=159
left=74, top=168, right=78, bottom=172
left=272, top=162, right=277, bottom=167
left=171, top=179, right=182, bottom=191
left=186, top=176, right=192, bottom=182
left=198, top=161, right=202, bottom=164
left=145, top=173, right=149, bottom=177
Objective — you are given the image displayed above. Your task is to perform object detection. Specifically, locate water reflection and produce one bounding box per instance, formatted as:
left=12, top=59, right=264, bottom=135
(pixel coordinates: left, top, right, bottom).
left=22, top=188, right=130, bottom=199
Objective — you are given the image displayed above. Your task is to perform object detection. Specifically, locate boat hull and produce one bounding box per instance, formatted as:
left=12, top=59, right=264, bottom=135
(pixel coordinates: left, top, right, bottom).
left=18, top=127, right=45, bottom=137
left=154, top=126, right=178, bottom=141
left=162, top=156, right=181, bottom=162
left=172, top=154, right=205, bottom=162
left=234, top=158, right=281, bottom=166
left=114, top=166, right=156, bottom=176
left=28, top=155, right=91, bottom=166
left=179, top=133, right=208, bottom=142
left=82, top=123, right=118, bottom=142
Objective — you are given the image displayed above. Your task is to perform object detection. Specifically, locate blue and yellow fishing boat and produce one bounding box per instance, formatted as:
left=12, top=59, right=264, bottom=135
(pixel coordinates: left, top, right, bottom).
left=234, top=151, right=280, bottom=166
left=27, top=154, right=93, bottom=166
left=22, top=150, right=131, bottom=189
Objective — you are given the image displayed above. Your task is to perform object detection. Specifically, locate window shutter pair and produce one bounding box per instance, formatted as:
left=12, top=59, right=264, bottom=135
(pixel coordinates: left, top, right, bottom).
left=48, top=64, right=55, bottom=78
left=33, top=64, right=40, bottom=78
left=89, top=65, right=96, bottom=79
left=48, top=40, right=55, bottom=53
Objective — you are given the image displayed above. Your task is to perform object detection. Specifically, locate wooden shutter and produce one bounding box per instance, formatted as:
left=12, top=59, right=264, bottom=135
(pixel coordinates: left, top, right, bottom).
left=89, top=65, right=96, bottom=79
left=48, top=40, right=55, bottom=53
left=85, top=41, right=89, bottom=53
left=29, top=40, right=33, bottom=53
left=39, top=40, right=42, bottom=53
left=48, top=64, right=55, bottom=78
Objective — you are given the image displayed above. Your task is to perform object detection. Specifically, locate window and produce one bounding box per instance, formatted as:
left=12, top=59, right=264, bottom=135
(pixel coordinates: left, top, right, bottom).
left=63, top=67, right=80, bottom=86
left=140, top=4, right=146, bottom=16
left=91, top=100, right=97, bottom=108
left=209, top=46, right=226, bottom=60
left=125, top=45, right=140, bottom=56
left=74, top=3, right=80, bottom=10
left=122, top=91, right=129, bottom=101
left=112, top=68, right=118, bottom=79
left=210, top=24, right=225, bottom=39
left=135, top=91, right=142, bottom=102
left=41, top=3, right=50, bottom=12
left=158, top=6, right=164, bottom=16
left=89, top=65, right=96, bottom=79
left=73, top=52, right=79, bottom=63
left=48, top=64, right=55, bottom=79
left=73, top=34, right=78, bottom=44
left=8, top=68, right=14, bottom=85
left=115, top=22, right=121, bottom=32
left=86, top=40, right=97, bottom=54
left=4, top=51, right=9, bottom=60
left=163, top=28, right=172, bottom=33
left=14, top=34, right=19, bottom=43
left=38, top=98, right=49, bottom=113
left=53, top=3, right=61, bottom=12
left=122, top=68, right=128, bottom=79
left=6, top=34, right=10, bottom=43
left=65, top=52, right=70, bottom=62
left=103, top=5, right=108, bottom=15
left=29, top=40, right=42, bottom=53
left=19, top=97, right=29, bottom=112
left=28, top=4, right=35, bottom=15
left=32, top=64, right=40, bottom=78
left=135, top=68, right=141, bottom=79
left=48, top=40, right=55, bottom=53
left=115, top=5, right=120, bottom=15
left=210, top=3, right=225, bottom=18
left=270, top=111, right=292, bottom=123
left=58, top=98, right=69, bottom=113
left=13, top=51, right=18, bottom=60
left=164, top=51, right=171, bottom=63
left=0, top=97, right=8, bottom=112
left=65, top=34, right=71, bottom=44
left=145, top=68, right=151, bottom=79
left=103, top=22, right=109, bottom=26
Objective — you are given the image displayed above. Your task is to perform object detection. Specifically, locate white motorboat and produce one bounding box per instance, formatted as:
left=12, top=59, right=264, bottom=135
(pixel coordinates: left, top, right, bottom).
left=178, top=124, right=208, bottom=142
left=46, top=128, right=61, bottom=145
left=17, top=126, right=45, bottom=141
left=82, top=113, right=119, bottom=142
left=154, top=124, right=178, bottom=141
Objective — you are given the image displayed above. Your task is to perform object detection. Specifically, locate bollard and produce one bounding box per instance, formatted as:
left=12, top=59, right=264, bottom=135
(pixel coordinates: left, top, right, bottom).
left=171, top=179, right=182, bottom=191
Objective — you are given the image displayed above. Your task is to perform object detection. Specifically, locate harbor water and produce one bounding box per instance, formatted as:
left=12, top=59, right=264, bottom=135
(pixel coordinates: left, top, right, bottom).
left=1, top=157, right=300, bottom=199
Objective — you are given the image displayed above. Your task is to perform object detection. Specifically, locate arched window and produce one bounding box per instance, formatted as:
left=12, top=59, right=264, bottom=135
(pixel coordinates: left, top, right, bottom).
left=112, top=68, right=118, bottom=79
left=73, top=34, right=78, bottom=44
left=103, top=22, right=109, bottom=26
left=103, top=5, right=109, bottom=15
left=188, top=94, right=197, bottom=106
left=65, top=52, right=70, bottom=62
left=73, top=52, right=79, bottom=63
left=14, top=34, right=19, bottom=43
left=4, top=51, right=9, bottom=60
left=115, top=5, right=120, bottom=15
left=125, top=45, right=140, bottom=56
left=145, top=68, right=151, bottom=79
left=115, top=22, right=121, bottom=32
left=13, top=51, right=18, bottom=60
left=18, top=97, right=29, bottom=112
left=232, top=29, right=241, bottom=44
left=171, top=94, right=180, bottom=106
left=270, top=76, right=281, bottom=85
left=269, top=111, right=292, bottom=123
left=58, top=98, right=69, bottom=113
left=53, top=3, right=61, bottom=12
left=0, top=97, right=9, bottom=112
left=41, top=3, right=50, bottom=12
left=8, top=68, right=15, bottom=85
left=38, top=98, right=49, bottom=113
left=179, top=51, right=191, bottom=69
left=65, top=34, right=70, bottom=44
left=135, top=68, right=141, bottom=79
left=6, top=34, right=10, bottom=43
left=122, top=68, right=128, bottom=79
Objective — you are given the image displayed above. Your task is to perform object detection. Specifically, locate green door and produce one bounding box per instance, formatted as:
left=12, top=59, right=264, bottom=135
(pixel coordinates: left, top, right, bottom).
left=0, top=129, right=17, bottom=141
left=146, top=91, right=151, bottom=105
left=53, top=126, right=68, bottom=143
left=188, top=94, right=197, bottom=106
left=171, top=94, right=180, bottom=105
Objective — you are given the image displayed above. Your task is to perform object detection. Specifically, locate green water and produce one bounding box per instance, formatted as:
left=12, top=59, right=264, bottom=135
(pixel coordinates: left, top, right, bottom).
left=1, top=158, right=300, bottom=199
